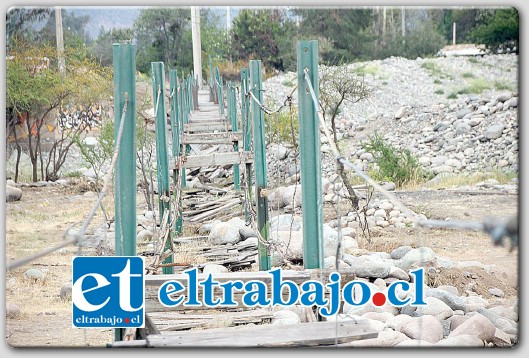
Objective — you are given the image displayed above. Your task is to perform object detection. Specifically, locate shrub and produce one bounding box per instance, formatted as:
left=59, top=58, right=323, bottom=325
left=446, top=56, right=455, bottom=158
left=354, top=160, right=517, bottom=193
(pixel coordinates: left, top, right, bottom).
left=361, top=132, right=431, bottom=187
left=265, top=106, right=299, bottom=147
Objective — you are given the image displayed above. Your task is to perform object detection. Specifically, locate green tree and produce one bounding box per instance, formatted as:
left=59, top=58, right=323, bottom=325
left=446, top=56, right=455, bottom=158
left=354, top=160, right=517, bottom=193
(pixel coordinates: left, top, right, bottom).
left=436, top=8, right=479, bottom=44
left=200, top=8, right=229, bottom=68
left=294, top=8, right=372, bottom=64
left=6, top=39, right=112, bottom=182
left=469, top=8, right=518, bottom=53
left=89, top=27, right=134, bottom=67
left=133, top=8, right=191, bottom=74
left=6, top=7, right=51, bottom=46
left=230, top=9, right=295, bottom=70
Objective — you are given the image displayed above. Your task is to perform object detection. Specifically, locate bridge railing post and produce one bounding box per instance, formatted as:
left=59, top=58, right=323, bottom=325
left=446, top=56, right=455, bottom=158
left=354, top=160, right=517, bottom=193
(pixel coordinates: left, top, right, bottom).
left=169, top=69, right=183, bottom=235
left=113, top=43, right=137, bottom=258
left=151, top=61, right=173, bottom=274
left=228, top=81, right=240, bottom=190
left=240, top=68, right=253, bottom=222
left=297, top=40, right=324, bottom=269
left=112, top=42, right=137, bottom=342
left=249, top=60, right=270, bottom=271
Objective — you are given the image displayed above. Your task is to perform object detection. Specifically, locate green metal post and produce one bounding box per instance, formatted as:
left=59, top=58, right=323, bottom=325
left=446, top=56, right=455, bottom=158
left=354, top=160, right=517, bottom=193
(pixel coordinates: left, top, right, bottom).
left=169, top=69, right=183, bottom=235
left=228, top=82, right=240, bottom=190
left=112, top=43, right=136, bottom=342
left=151, top=62, right=173, bottom=274
left=297, top=40, right=323, bottom=269
left=208, top=55, right=213, bottom=101
left=240, top=68, right=253, bottom=222
left=219, top=76, right=224, bottom=116
left=250, top=60, right=270, bottom=271
left=180, top=78, right=187, bottom=188
left=113, top=43, right=137, bottom=257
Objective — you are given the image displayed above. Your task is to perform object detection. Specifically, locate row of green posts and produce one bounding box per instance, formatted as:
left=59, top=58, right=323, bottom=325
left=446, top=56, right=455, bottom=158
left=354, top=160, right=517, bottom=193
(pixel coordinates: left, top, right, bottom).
left=112, top=40, right=324, bottom=278
left=112, top=39, right=323, bottom=341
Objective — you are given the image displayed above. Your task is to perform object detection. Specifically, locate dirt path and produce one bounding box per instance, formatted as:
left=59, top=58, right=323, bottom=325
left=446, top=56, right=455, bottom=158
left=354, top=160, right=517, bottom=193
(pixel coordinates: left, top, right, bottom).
left=4, top=183, right=519, bottom=347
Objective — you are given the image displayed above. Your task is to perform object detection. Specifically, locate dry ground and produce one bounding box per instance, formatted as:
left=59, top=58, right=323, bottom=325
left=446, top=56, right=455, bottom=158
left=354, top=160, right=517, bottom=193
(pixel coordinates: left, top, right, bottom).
left=4, top=181, right=519, bottom=348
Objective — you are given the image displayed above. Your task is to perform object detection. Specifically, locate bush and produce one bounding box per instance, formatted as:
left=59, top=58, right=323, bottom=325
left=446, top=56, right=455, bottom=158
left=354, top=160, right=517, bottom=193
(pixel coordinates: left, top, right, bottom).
left=361, top=132, right=431, bottom=187
left=74, top=119, right=115, bottom=183
left=265, top=106, right=299, bottom=147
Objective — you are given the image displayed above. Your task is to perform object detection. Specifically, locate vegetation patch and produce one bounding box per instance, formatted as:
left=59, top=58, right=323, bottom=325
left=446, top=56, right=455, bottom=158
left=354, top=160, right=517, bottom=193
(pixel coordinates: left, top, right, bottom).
left=361, top=132, right=432, bottom=187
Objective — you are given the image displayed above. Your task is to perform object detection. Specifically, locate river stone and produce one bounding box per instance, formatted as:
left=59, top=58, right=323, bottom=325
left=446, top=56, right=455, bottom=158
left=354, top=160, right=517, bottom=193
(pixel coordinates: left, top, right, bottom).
left=456, top=108, right=471, bottom=119
left=379, top=201, right=394, bottom=210
left=424, top=288, right=467, bottom=312
left=437, top=285, right=459, bottom=296
left=60, top=282, right=73, bottom=300
left=505, top=97, right=518, bottom=108
left=434, top=335, right=484, bottom=347
left=282, top=184, right=302, bottom=207
left=202, top=264, right=228, bottom=275
left=455, top=122, right=471, bottom=135
left=137, top=229, right=153, bottom=242
left=270, top=214, right=302, bottom=232
left=272, top=310, right=301, bottom=326
left=496, top=93, right=512, bottom=102
left=208, top=222, right=241, bottom=245
left=488, top=306, right=518, bottom=322
left=361, top=311, right=395, bottom=323
left=486, top=124, right=504, bottom=139
left=449, top=313, right=496, bottom=342
left=274, top=144, right=289, bottom=160
left=270, top=230, right=303, bottom=259
left=239, top=226, right=256, bottom=239
left=492, top=328, right=513, bottom=347
left=388, top=266, right=409, bottom=281
left=398, top=315, right=444, bottom=343
left=495, top=318, right=518, bottom=335
left=24, top=268, right=46, bottom=281
left=416, top=297, right=454, bottom=320
left=395, top=106, right=409, bottom=119
left=380, top=182, right=396, bottom=191
left=6, top=302, right=20, bottom=319
left=198, top=220, right=221, bottom=235
left=396, top=339, right=434, bottom=347
left=6, top=185, right=23, bottom=202
left=396, top=247, right=436, bottom=271
left=488, top=287, right=505, bottom=298
left=346, top=330, right=409, bottom=347
left=390, top=245, right=413, bottom=260
left=346, top=255, right=391, bottom=278
left=268, top=187, right=286, bottom=208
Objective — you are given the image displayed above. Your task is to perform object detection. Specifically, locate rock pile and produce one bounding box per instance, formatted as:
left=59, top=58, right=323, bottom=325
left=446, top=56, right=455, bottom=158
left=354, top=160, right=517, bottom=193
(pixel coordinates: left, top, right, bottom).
left=272, top=244, right=517, bottom=347
left=262, top=54, right=518, bottom=184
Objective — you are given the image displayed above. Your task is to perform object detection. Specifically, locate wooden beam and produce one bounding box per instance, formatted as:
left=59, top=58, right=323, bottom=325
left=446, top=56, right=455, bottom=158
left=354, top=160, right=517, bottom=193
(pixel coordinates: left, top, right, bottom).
left=182, top=132, right=242, bottom=145
left=143, top=321, right=378, bottom=347
left=184, top=122, right=231, bottom=132
left=145, top=269, right=312, bottom=287
left=177, top=151, right=253, bottom=169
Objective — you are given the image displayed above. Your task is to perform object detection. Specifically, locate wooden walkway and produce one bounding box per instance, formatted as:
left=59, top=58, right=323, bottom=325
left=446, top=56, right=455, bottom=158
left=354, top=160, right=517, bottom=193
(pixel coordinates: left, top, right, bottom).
left=175, top=89, right=253, bottom=170
left=115, top=87, right=379, bottom=348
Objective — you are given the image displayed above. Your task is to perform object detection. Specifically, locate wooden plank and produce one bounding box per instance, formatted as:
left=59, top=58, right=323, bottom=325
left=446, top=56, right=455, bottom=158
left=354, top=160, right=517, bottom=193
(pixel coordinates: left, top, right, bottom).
left=145, top=270, right=312, bottom=287
left=112, top=340, right=148, bottom=348
left=179, top=151, right=253, bottom=169
left=187, top=198, right=242, bottom=222
left=145, top=321, right=378, bottom=347
left=185, top=122, right=231, bottom=132
left=183, top=132, right=242, bottom=145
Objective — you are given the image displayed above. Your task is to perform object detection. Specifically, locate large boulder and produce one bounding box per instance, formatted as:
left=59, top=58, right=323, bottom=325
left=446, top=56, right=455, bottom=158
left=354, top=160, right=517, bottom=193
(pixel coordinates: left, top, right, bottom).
left=6, top=185, right=22, bottom=202
left=208, top=222, right=241, bottom=245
